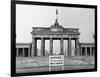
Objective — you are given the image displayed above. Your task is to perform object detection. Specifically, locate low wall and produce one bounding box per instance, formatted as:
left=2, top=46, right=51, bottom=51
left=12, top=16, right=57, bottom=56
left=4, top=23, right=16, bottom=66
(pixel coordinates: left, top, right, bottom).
left=16, top=56, right=95, bottom=69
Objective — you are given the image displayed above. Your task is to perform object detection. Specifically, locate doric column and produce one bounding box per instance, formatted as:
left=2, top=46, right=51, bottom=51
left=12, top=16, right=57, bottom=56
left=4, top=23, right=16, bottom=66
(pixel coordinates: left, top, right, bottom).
left=90, top=47, right=92, bottom=56
left=91, top=47, right=93, bottom=56
left=50, top=38, right=53, bottom=55
left=80, top=47, right=82, bottom=56
left=28, top=48, right=30, bottom=57
left=34, top=39, right=37, bottom=56
left=92, top=47, right=95, bottom=56
left=93, top=47, right=95, bottom=56
left=31, top=38, right=37, bottom=57
left=41, top=38, right=45, bottom=56
left=85, top=47, right=87, bottom=56
left=75, top=38, right=80, bottom=56
left=23, top=48, right=24, bottom=57
left=68, top=38, right=71, bottom=56
left=31, top=37, right=35, bottom=57
left=60, top=38, right=64, bottom=55
left=92, top=47, right=93, bottom=56
left=16, top=48, right=18, bottom=57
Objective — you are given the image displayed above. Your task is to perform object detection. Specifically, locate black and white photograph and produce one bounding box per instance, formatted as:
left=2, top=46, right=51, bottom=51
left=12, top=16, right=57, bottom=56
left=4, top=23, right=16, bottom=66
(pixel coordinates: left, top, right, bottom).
left=11, top=0, right=97, bottom=76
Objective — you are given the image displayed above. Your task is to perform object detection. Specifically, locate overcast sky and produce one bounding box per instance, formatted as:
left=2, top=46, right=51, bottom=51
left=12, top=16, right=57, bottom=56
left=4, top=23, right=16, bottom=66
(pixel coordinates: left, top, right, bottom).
left=16, top=4, right=95, bottom=55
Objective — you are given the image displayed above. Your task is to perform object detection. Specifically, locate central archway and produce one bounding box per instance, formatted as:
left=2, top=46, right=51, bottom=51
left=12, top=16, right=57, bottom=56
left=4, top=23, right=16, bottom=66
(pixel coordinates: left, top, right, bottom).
left=53, top=40, right=60, bottom=55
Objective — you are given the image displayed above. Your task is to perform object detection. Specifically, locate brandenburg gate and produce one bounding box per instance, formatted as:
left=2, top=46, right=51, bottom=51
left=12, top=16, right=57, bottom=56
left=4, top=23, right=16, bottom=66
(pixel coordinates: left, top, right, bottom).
left=30, top=9, right=80, bottom=57
left=31, top=19, right=80, bottom=57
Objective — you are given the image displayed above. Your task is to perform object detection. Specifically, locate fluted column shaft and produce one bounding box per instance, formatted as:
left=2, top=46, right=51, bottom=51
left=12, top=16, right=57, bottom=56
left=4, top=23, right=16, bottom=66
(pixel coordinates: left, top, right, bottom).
left=85, top=47, right=87, bottom=56
left=90, top=47, right=92, bottom=56
left=75, top=38, right=80, bottom=56
left=16, top=48, right=18, bottom=57
left=31, top=38, right=37, bottom=57
left=68, top=38, right=71, bottom=56
left=41, top=38, right=45, bottom=56
left=28, top=48, right=30, bottom=57
left=60, top=38, right=64, bottom=55
left=23, top=48, right=24, bottom=57
left=50, top=38, right=53, bottom=55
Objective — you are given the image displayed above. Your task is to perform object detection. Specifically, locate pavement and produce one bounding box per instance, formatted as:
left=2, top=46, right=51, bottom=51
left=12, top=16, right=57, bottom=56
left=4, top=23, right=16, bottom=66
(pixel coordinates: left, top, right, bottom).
left=16, top=65, right=95, bottom=73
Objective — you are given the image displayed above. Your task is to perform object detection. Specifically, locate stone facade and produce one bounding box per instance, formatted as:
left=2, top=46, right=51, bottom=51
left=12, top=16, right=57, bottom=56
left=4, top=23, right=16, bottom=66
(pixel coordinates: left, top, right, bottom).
left=16, top=20, right=95, bottom=57
left=16, top=42, right=95, bottom=57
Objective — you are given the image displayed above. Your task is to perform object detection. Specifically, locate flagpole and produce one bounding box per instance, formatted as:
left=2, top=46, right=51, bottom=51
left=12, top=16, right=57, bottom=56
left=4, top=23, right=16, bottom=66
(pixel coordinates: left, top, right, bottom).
left=56, top=9, right=58, bottom=22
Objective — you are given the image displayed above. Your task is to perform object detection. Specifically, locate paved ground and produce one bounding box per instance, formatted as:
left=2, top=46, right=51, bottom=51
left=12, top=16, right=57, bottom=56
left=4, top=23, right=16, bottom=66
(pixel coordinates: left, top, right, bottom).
left=16, top=65, right=95, bottom=73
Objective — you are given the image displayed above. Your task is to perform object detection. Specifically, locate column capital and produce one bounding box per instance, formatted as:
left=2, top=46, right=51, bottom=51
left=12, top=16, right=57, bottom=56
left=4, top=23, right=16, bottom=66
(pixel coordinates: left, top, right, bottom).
left=61, top=38, right=63, bottom=40
left=68, top=37, right=71, bottom=39
left=50, top=37, right=53, bottom=39
left=76, top=37, right=79, bottom=39
left=41, top=37, right=45, bottom=39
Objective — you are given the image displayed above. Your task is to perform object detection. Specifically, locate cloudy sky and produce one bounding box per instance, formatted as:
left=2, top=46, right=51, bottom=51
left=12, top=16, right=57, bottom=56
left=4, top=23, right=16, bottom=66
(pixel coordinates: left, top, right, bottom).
left=16, top=4, right=95, bottom=55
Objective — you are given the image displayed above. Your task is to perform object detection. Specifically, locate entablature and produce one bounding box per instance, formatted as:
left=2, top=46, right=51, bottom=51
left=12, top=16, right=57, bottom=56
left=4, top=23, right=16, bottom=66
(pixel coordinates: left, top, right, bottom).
left=32, top=34, right=79, bottom=39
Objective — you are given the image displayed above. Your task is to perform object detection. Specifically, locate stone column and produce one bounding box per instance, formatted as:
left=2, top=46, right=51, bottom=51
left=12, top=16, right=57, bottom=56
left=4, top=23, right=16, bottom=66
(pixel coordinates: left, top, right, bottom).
left=31, top=37, right=35, bottom=57
left=91, top=47, right=93, bottom=56
left=50, top=38, right=53, bottom=55
left=90, top=47, right=92, bottom=56
left=41, top=38, right=45, bottom=56
left=28, top=48, right=30, bottom=57
left=34, top=39, right=37, bottom=56
left=23, top=48, right=24, bottom=57
left=60, top=38, right=64, bottom=55
left=80, top=47, right=82, bottom=56
left=75, top=38, right=80, bottom=56
left=85, top=47, right=87, bottom=56
left=16, top=48, right=18, bottom=57
left=31, top=38, right=37, bottom=57
left=93, top=47, right=95, bottom=56
left=68, top=38, right=71, bottom=56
